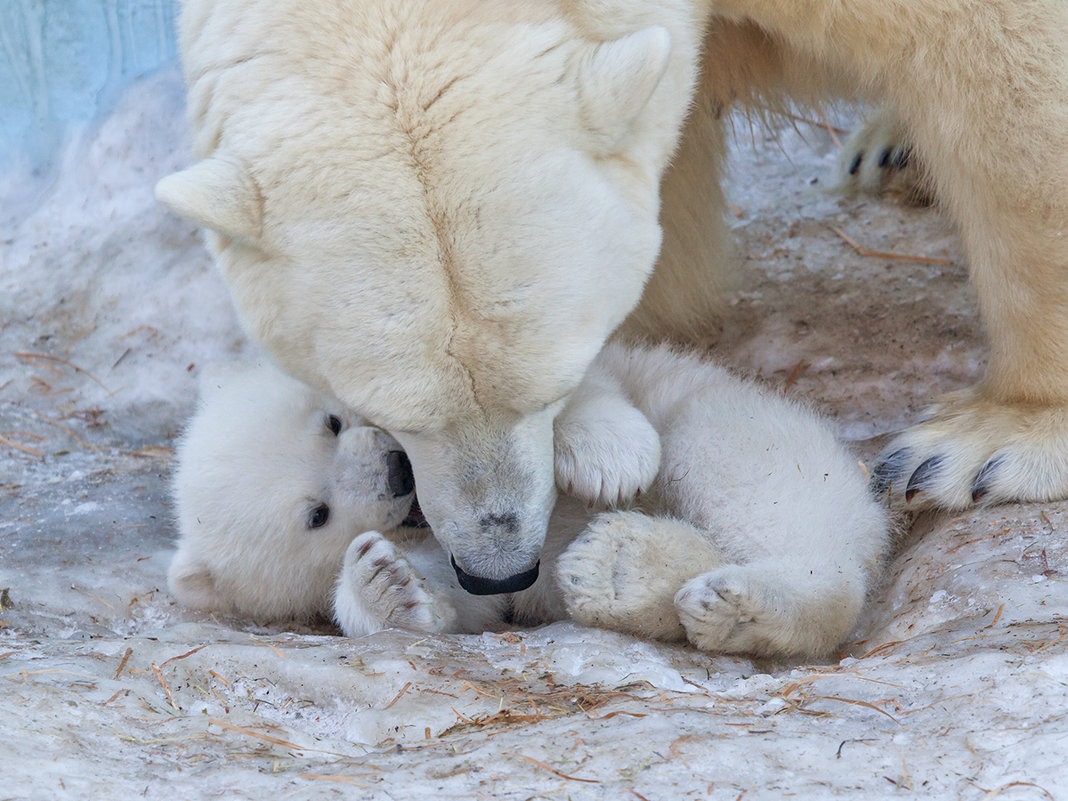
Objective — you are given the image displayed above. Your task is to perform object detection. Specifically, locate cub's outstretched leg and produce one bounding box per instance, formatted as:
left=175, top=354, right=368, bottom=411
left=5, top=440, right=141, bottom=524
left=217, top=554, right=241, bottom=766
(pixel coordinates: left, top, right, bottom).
left=706, top=1, right=1068, bottom=508
left=675, top=561, right=868, bottom=659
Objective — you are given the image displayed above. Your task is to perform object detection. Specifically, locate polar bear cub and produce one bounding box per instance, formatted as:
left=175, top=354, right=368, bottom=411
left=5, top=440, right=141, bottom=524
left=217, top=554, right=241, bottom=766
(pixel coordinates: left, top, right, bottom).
left=170, top=344, right=889, bottom=658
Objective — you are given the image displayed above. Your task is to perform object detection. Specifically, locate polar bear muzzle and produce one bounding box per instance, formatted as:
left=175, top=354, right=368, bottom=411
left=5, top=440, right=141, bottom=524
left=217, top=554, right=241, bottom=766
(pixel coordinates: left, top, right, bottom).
left=451, top=556, right=540, bottom=595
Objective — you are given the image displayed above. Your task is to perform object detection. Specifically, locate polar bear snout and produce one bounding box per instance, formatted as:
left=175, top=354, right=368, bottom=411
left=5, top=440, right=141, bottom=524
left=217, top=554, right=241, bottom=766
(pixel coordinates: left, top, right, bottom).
left=391, top=409, right=558, bottom=591
left=446, top=510, right=545, bottom=594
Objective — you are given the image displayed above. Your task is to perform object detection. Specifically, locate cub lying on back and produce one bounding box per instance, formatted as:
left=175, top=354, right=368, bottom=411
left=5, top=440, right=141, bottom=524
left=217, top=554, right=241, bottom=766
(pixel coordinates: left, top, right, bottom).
left=170, top=344, right=888, bottom=658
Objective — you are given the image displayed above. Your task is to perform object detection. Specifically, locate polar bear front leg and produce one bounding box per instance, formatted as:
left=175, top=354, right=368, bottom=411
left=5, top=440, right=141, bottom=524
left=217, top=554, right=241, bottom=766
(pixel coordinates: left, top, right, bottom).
left=554, top=364, right=660, bottom=508
left=556, top=511, right=724, bottom=642
left=334, top=532, right=458, bottom=636
left=674, top=561, right=867, bottom=659
left=704, top=1, right=1068, bottom=510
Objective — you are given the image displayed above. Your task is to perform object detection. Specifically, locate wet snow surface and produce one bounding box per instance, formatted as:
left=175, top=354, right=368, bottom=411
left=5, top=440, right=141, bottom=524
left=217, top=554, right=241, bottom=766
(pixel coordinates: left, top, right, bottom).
left=2, top=66, right=1065, bottom=800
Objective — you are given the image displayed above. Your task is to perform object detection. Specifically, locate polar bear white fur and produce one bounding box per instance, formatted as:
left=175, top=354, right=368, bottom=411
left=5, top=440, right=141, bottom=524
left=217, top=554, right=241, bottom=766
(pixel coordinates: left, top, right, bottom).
left=170, top=345, right=888, bottom=658
left=158, top=0, right=1068, bottom=590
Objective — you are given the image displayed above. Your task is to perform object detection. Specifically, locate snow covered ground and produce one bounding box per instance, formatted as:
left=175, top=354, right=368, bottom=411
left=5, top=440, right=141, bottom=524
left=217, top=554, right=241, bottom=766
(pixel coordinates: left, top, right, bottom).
left=2, top=54, right=1066, bottom=800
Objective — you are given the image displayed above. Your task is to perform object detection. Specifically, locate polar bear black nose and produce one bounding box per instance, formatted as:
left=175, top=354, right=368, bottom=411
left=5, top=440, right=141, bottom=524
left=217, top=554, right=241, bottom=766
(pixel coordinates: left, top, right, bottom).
left=478, top=512, right=519, bottom=534
left=386, top=450, right=415, bottom=497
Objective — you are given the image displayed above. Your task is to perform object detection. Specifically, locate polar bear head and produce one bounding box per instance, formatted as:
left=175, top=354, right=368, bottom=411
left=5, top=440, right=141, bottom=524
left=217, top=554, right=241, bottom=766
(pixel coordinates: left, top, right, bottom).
left=169, top=364, right=424, bottom=622
left=157, top=4, right=679, bottom=591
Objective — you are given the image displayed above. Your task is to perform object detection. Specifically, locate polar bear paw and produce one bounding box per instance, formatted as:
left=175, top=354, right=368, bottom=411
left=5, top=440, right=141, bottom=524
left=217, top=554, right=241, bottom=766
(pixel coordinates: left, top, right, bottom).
left=675, top=566, right=798, bottom=658
left=556, top=512, right=677, bottom=638
left=557, top=511, right=723, bottom=641
left=554, top=401, right=660, bottom=508
left=335, top=532, right=456, bottom=636
left=835, top=106, right=930, bottom=204
left=870, top=390, right=1068, bottom=510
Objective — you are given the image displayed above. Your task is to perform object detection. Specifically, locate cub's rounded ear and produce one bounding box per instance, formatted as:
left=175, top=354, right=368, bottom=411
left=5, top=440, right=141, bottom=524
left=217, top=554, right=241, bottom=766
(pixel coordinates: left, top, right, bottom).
left=167, top=545, right=223, bottom=611
left=574, top=26, right=672, bottom=152
left=155, top=155, right=263, bottom=241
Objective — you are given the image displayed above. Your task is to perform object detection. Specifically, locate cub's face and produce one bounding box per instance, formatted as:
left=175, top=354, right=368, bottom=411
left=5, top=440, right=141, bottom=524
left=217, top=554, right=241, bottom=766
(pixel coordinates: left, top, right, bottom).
left=169, top=364, right=425, bottom=622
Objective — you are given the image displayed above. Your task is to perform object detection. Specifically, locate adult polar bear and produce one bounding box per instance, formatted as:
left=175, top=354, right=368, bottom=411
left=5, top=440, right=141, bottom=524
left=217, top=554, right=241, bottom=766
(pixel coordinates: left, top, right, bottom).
left=157, top=0, right=1068, bottom=592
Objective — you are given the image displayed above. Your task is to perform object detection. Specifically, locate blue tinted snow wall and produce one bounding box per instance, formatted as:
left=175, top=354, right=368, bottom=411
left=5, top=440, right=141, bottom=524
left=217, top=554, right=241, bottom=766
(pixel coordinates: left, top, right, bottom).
left=0, top=0, right=179, bottom=210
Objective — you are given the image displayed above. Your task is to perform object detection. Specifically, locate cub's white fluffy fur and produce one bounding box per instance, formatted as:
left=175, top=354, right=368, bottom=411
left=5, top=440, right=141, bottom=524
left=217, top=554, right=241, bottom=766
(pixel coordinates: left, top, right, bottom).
left=171, top=345, right=888, bottom=658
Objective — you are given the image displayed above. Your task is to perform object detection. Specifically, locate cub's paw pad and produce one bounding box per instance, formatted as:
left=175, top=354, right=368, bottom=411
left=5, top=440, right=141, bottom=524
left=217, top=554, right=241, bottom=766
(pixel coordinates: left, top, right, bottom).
left=557, top=511, right=684, bottom=640
left=554, top=404, right=660, bottom=507
left=675, top=567, right=787, bottom=656
left=870, top=394, right=1068, bottom=509
left=343, top=532, right=450, bottom=632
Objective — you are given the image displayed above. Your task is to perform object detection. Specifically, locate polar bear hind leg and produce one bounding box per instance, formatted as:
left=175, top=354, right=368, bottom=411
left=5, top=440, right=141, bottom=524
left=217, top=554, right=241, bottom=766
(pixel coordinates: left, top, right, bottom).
left=675, top=560, right=867, bottom=659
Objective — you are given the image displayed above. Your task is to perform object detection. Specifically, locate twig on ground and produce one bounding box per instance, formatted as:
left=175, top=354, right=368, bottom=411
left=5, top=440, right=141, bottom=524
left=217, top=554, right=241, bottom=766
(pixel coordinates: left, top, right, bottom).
left=513, top=753, right=600, bottom=784
left=14, top=352, right=113, bottom=395
left=152, top=662, right=179, bottom=710
left=114, top=647, right=133, bottom=679
left=830, top=226, right=953, bottom=266
left=0, top=434, right=44, bottom=458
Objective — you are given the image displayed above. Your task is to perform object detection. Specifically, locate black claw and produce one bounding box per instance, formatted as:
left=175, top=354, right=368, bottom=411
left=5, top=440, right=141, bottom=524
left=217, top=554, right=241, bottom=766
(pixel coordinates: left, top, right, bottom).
left=905, top=455, right=944, bottom=503
left=848, top=152, right=864, bottom=175
left=971, top=455, right=1004, bottom=503
left=878, top=148, right=893, bottom=168
left=357, top=538, right=375, bottom=558
left=870, top=447, right=913, bottom=495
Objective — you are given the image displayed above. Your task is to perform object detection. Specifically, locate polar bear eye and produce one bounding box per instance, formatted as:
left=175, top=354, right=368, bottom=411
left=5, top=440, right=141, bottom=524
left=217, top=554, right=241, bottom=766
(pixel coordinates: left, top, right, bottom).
left=326, top=415, right=343, bottom=436
left=307, top=503, right=330, bottom=529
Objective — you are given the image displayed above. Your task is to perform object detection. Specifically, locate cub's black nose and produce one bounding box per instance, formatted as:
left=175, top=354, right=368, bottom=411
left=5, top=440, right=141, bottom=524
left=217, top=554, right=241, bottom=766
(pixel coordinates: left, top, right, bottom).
left=451, top=556, right=540, bottom=595
left=387, top=450, right=414, bottom=497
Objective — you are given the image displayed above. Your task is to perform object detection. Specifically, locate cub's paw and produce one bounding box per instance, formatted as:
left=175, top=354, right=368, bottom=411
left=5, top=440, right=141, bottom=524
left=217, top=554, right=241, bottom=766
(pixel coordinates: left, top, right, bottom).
left=336, top=532, right=456, bottom=635
left=835, top=106, right=930, bottom=204
left=675, top=566, right=796, bottom=657
left=870, top=391, right=1068, bottom=510
left=557, top=512, right=721, bottom=641
left=554, top=401, right=660, bottom=507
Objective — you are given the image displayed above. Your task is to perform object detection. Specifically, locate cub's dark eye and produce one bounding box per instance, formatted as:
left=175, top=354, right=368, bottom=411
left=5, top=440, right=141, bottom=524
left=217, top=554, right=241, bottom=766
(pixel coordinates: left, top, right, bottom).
left=326, top=415, right=343, bottom=436
left=308, top=503, right=330, bottom=529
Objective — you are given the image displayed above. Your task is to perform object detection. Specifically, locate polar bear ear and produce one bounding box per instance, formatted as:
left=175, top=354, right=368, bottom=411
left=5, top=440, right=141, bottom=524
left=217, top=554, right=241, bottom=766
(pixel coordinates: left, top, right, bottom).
left=167, top=546, right=223, bottom=610
left=155, top=155, right=263, bottom=241
left=575, top=26, right=672, bottom=152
